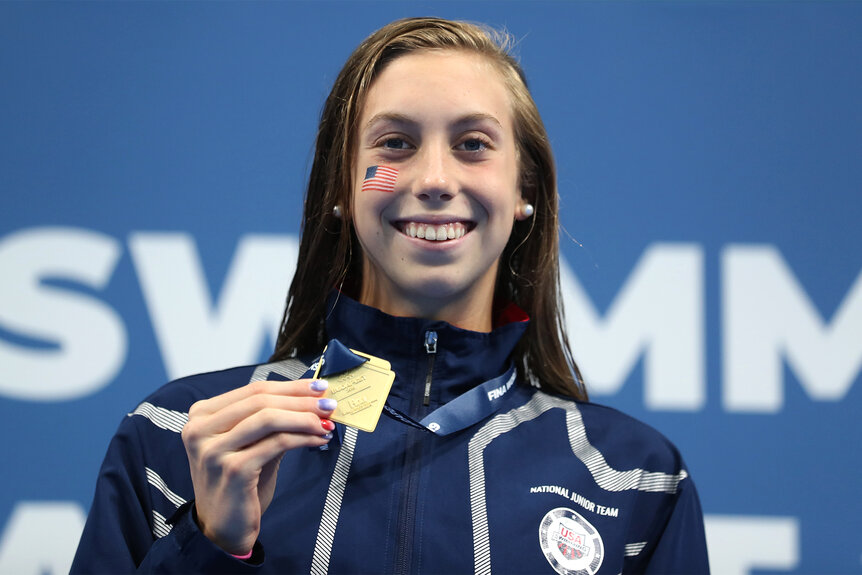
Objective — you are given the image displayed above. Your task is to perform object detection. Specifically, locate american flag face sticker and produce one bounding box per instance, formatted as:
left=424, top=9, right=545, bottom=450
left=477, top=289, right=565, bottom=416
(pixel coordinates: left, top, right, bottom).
left=361, top=165, right=398, bottom=193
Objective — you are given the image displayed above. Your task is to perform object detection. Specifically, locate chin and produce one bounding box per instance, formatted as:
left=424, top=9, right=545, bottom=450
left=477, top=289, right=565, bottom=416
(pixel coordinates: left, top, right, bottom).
left=405, top=278, right=468, bottom=301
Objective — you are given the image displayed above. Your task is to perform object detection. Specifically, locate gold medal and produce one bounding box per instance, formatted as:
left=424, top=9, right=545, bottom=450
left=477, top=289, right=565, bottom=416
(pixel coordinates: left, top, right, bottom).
left=313, top=347, right=395, bottom=432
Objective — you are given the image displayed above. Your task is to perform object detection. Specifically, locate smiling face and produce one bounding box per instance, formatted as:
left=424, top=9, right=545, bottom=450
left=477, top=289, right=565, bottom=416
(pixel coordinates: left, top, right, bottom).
left=351, top=50, right=526, bottom=331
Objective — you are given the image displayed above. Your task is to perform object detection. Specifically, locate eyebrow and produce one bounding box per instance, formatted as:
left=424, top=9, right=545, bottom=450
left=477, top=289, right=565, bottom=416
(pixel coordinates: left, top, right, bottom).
left=363, top=112, right=504, bottom=133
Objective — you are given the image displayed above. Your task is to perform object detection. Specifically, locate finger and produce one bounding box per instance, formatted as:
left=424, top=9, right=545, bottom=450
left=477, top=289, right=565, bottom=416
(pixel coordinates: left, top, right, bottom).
left=221, top=430, right=332, bottom=483
left=208, top=408, right=332, bottom=454
left=187, top=390, right=337, bottom=440
left=189, top=378, right=329, bottom=417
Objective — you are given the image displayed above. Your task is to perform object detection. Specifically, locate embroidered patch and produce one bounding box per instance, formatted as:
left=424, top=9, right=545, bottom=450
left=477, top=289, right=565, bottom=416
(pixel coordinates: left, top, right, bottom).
left=538, top=507, right=604, bottom=575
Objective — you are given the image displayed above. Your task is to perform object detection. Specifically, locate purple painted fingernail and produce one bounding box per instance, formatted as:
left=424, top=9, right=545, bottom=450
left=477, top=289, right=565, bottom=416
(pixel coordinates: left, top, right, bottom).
left=310, top=379, right=329, bottom=392
left=322, top=432, right=333, bottom=440
left=318, top=398, right=337, bottom=411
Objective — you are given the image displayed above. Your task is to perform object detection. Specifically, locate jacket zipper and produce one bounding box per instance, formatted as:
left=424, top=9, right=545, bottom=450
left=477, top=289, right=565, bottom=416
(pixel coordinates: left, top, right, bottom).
left=423, top=331, right=437, bottom=406
left=394, top=330, right=437, bottom=573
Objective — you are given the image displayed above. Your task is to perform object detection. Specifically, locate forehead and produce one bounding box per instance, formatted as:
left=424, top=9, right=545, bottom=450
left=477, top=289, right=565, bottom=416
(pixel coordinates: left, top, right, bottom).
left=358, top=50, right=513, bottom=128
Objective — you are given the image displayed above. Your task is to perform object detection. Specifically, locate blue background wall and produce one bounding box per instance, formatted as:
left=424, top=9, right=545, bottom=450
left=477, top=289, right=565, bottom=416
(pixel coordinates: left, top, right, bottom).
left=1, top=2, right=860, bottom=573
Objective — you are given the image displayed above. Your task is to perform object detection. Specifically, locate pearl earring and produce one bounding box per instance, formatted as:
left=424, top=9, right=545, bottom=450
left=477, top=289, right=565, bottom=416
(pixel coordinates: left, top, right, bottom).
left=521, top=203, right=534, bottom=218
left=332, top=205, right=343, bottom=219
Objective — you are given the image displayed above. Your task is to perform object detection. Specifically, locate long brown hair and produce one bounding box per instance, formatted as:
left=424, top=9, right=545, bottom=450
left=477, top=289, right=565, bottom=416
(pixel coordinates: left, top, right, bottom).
left=271, top=17, right=587, bottom=401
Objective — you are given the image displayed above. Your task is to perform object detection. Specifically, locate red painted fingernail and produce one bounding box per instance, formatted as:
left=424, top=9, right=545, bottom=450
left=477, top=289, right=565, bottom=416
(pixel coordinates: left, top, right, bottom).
left=320, top=418, right=335, bottom=432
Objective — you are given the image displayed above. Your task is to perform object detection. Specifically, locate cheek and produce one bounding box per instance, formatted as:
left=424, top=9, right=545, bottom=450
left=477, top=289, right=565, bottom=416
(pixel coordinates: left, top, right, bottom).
left=351, top=194, right=391, bottom=244
left=490, top=191, right=521, bottom=222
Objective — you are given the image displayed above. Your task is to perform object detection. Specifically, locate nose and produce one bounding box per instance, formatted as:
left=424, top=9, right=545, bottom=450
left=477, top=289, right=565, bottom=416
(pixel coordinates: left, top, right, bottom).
left=415, top=144, right=456, bottom=202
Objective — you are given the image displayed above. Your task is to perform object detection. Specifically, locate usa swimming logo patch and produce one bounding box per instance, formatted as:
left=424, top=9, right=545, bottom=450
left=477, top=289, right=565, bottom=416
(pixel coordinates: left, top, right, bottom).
left=539, top=507, right=604, bottom=575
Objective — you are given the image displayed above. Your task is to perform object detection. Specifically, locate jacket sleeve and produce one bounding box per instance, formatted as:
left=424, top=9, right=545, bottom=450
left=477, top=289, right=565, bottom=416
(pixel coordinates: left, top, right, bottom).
left=642, top=475, right=710, bottom=574
left=69, top=415, right=262, bottom=574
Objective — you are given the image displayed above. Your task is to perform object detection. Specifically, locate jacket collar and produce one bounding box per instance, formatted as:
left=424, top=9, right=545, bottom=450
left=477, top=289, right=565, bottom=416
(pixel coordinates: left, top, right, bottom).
left=323, top=293, right=528, bottom=406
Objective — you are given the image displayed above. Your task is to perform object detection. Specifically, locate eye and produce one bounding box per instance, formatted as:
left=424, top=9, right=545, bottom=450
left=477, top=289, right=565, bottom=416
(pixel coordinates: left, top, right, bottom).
left=456, top=137, right=491, bottom=152
left=381, top=138, right=412, bottom=150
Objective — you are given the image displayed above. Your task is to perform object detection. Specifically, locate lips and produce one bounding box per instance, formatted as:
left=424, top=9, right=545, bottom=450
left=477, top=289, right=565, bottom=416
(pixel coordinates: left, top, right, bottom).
left=394, top=221, right=475, bottom=241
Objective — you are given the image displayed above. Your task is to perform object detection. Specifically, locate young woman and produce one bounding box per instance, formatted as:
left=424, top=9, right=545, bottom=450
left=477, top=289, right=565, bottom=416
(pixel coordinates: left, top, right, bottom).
left=72, top=17, right=709, bottom=574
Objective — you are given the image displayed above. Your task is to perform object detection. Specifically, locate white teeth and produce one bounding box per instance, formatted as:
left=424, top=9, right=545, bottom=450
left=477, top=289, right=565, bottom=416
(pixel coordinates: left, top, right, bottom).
left=401, top=221, right=468, bottom=242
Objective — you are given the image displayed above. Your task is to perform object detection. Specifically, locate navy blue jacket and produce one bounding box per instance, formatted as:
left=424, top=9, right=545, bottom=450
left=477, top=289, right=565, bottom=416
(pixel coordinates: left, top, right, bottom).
left=72, top=295, right=709, bottom=574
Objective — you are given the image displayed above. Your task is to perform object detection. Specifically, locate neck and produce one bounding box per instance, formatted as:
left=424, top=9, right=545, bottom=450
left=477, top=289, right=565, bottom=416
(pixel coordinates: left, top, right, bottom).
left=358, top=285, right=493, bottom=333
left=357, top=260, right=498, bottom=332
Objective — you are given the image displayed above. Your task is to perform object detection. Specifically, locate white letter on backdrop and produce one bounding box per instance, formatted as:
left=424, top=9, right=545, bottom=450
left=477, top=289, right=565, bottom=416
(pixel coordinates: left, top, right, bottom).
left=0, top=227, right=126, bottom=401
left=704, top=515, right=799, bottom=575
left=129, top=233, right=298, bottom=379
left=560, top=243, right=705, bottom=410
left=0, top=501, right=86, bottom=574
left=723, top=245, right=862, bottom=412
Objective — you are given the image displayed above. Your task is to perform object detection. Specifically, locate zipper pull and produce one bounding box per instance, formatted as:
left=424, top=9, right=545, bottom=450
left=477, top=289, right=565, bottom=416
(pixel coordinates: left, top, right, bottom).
left=424, top=330, right=438, bottom=354
left=423, top=331, right=437, bottom=406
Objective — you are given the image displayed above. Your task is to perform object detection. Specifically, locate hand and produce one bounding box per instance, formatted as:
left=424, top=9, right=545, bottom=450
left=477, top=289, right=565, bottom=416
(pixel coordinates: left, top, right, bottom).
left=180, top=378, right=336, bottom=555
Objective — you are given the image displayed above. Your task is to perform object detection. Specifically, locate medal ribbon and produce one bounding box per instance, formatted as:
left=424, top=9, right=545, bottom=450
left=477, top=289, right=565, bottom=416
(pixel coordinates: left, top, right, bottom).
left=314, top=339, right=368, bottom=376
left=382, top=365, right=518, bottom=436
